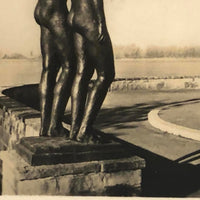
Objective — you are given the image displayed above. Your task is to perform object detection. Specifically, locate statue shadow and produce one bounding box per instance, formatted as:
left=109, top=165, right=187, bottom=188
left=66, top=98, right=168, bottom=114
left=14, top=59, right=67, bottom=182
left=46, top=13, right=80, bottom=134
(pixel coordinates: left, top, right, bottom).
left=95, top=103, right=162, bottom=131
left=95, top=98, right=200, bottom=134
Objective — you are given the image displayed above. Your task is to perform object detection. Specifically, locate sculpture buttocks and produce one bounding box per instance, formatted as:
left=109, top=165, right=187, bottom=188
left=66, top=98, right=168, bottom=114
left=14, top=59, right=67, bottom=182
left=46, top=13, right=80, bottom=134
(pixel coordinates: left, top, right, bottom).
left=34, top=0, right=69, bottom=28
left=68, top=0, right=108, bottom=43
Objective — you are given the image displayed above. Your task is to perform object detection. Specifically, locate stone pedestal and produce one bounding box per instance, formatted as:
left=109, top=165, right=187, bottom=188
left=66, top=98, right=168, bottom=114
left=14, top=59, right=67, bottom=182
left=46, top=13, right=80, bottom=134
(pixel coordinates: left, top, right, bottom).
left=0, top=137, right=145, bottom=196
left=0, top=92, right=146, bottom=196
left=15, top=137, right=132, bottom=166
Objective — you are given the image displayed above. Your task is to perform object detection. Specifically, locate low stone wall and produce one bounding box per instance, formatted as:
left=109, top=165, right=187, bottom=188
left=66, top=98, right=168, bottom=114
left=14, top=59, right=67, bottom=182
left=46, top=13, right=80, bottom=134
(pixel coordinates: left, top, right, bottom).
left=0, top=96, right=40, bottom=150
left=2, top=76, right=200, bottom=102
left=109, top=76, right=200, bottom=91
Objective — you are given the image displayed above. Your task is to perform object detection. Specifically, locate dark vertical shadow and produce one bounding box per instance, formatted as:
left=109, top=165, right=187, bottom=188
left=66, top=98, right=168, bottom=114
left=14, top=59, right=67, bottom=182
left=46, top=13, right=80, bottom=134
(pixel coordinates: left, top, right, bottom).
left=100, top=133, right=200, bottom=197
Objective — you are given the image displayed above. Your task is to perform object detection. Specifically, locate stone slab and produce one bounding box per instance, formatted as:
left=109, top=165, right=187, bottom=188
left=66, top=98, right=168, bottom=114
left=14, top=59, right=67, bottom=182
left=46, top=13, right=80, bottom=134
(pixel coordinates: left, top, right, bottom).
left=15, top=169, right=142, bottom=196
left=15, top=137, right=132, bottom=166
left=0, top=150, right=145, bottom=196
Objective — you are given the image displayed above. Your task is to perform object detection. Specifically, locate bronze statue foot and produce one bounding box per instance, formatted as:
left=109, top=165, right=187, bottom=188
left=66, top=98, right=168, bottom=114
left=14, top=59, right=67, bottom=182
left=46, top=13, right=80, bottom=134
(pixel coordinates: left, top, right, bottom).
left=47, top=126, right=70, bottom=137
left=76, top=128, right=109, bottom=144
left=76, top=133, right=108, bottom=144
left=39, top=127, right=49, bottom=137
left=69, top=130, right=78, bottom=141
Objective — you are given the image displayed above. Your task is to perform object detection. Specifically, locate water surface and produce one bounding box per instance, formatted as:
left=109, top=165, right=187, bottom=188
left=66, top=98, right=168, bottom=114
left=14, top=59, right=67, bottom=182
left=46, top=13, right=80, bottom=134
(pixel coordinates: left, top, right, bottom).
left=1, top=58, right=200, bottom=87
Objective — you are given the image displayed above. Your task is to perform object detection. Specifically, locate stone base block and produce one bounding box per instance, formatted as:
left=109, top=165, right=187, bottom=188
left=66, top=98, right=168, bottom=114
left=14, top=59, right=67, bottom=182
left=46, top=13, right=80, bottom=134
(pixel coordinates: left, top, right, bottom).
left=15, top=137, right=131, bottom=166
left=0, top=151, right=145, bottom=196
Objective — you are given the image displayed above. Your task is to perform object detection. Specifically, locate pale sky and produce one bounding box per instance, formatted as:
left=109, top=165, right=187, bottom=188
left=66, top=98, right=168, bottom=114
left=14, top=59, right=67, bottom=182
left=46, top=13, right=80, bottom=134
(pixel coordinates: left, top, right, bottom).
left=1, top=0, right=200, bottom=56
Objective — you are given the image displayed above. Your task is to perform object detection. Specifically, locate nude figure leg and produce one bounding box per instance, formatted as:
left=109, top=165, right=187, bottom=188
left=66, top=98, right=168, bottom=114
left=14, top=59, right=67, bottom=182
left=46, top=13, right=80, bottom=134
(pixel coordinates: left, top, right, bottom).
left=69, top=33, right=94, bottom=140
left=76, top=42, right=115, bottom=142
left=47, top=24, right=76, bottom=137
left=39, top=26, right=60, bottom=136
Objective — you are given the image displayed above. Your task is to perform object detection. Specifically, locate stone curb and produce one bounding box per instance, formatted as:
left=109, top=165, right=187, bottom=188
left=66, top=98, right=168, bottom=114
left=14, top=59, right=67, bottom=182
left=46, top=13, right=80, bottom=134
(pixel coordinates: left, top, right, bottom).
left=2, top=76, right=200, bottom=94
left=109, top=77, right=200, bottom=91
left=148, top=101, right=200, bottom=141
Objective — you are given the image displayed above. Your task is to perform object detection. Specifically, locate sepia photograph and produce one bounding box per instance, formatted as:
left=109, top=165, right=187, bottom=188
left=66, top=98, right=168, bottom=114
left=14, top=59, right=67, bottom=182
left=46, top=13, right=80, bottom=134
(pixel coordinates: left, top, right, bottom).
left=0, top=0, right=200, bottom=197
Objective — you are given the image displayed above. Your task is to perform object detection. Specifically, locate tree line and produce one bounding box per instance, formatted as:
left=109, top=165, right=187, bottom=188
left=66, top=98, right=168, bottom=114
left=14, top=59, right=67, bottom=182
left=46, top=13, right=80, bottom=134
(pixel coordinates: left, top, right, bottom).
left=113, top=44, right=200, bottom=59
left=2, top=44, right=200, bottom=59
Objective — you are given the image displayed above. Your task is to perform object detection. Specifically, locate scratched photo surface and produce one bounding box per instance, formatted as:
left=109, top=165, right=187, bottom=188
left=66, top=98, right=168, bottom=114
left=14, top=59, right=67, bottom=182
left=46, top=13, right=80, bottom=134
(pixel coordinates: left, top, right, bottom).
left=0, top=0, right=200, bottom=198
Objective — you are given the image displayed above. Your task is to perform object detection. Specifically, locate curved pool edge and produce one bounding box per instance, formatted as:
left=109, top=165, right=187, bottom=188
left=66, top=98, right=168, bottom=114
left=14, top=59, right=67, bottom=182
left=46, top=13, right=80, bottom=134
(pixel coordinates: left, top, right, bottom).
left=148, top=103, right=200, bottom=142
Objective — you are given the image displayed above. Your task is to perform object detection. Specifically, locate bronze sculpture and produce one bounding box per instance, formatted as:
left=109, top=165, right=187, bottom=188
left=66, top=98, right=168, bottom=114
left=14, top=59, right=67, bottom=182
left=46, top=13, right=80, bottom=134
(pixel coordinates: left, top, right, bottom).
left=35, top=0, right=115, bottom=143
left=34, top=0, right=75, bottom=137
left=68, top=0, right=115, bottom=143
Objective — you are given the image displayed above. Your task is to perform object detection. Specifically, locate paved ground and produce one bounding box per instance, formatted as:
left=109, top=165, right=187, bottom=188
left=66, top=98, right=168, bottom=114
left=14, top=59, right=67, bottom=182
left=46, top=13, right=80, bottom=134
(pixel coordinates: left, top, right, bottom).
left=97, top=90, right=200, bottom=161
left=91, top=90, right=200, bottom=197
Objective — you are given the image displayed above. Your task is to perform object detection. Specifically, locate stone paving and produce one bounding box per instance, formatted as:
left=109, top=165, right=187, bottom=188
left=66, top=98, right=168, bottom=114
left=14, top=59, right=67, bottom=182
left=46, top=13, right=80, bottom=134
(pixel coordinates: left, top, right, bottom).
left=99, top=90, right=200, bottom=163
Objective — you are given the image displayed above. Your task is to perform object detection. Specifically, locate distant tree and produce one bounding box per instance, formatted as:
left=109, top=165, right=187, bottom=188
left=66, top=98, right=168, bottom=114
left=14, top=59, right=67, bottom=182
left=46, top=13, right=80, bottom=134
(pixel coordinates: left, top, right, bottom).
left=145, top=46, right=165, bottom=58
left=144, top=45, right=200, bottom=58
left=113, top=44, right=142, bottom=59
left=2, top=53, right=27, bottom=59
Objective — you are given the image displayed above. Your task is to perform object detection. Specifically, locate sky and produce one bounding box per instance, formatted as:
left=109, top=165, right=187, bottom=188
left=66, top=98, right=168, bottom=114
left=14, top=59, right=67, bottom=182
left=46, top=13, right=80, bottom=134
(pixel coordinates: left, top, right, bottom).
left=1, top=0, right=200, bottom=56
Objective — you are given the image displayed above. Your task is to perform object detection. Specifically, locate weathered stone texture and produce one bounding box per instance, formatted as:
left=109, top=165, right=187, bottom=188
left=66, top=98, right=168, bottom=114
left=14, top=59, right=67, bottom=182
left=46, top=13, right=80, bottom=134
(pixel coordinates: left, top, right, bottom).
left=101, top=156, right=146, bottom=173
left=109, top=77, right=200, bottom=91
left=0, top=97, right=40, bottom=149
left=0, top=151, right=145, bottom=196
left=15, top=137, right=132, bottom=166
